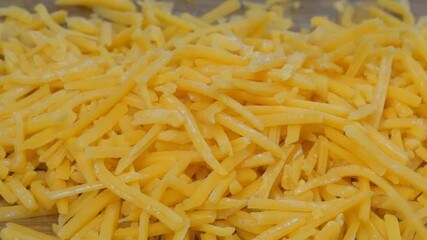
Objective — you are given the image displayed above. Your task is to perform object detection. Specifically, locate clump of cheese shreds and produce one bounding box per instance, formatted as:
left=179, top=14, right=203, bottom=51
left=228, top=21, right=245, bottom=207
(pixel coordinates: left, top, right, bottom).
left=0, top=0, right=427, bottom=239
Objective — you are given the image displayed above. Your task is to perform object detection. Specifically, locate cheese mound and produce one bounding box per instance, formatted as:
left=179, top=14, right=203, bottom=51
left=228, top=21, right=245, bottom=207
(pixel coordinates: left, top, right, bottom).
left=0, top=0, right=426, bottom=239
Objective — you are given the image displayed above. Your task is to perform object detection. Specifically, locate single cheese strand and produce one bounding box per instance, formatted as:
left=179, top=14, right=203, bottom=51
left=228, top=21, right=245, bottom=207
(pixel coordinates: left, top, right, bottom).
left=248, top=197, right=348, bottom=212
left=115, top=124, right=165, bottom=174
left=99, top=22, right=113, bottom=47
left=13, top=114, right=26, bottom=171
left=0, top=180, right=17, bottom=204
left=192, top=224, right=235, bottom=237
left=285, top=99, right=351, bottom=117
left=99, top=200, right=120, bottom=240
left=200, top=233, right=216, bottom=240
left=384, top=214, right=401, bottom=240
left=174, top=45, right=247, bottom=65
left=358, top=177, right=371, bottom=221
left=132, top=109, right=185, bottom=127
left=216, top=113, right=285, bottom=158
left=285, top=125, right=301, bottom=145
left=47, top=168, right=168, bottom=199
left=172, top=216, right=190, bottom=240
left=136, top=50, right=172, bottom=84
left=182, top=172, right=222, bottom=210
left=176, top=79, right=264, bottom=131
left=342, top=215, right=360, bottom=240
left=138, top=212, right=150, bottom=240
left=220, top=147, right=253, bottom=173
left=77, top=103, right=128, bottom=148
left=369, top=52, right=393, bottom=128
left=246, top=106, right=348, bottom=130
left=187, top=210, right=217, bottom=226
left=65, top=139, right=97, bottom=183
left=228, top=78, right=291, bottom=96
left=240, top=152, right=275, bottom=168
left=22, top=127, right=57, bottom=150
left=258, top=145, right=295, bottom=198
left=0, top=158, right=8, bottom=179
left=225, top=210, right=268, bottom=235
left=387, top=85, right=422, bottom=107
left=208, top=171, right=236, bottom=203
left=212, top=124, right=232, bottom=156
left=273, top=132, right=291, bottom=158
left=379, top=118, right=425, bottom=129
left=55, top=0, right=136, bottom=11
left=311, top=16, right=343, bottom=28
left=258, top=112, right=323, bottom=127
left=415, top=146, right=427, bottom=162
left=6, top=178, right=39, bottom=211
left=114, top=223, right=173, bottom=238
left=66, top=16, right=98, bottom=35
left=253, top=218, right=306, bottom=240
left=345, top=40, right=373, bottom=77
left=85, top=146, right=130, bottom=159
left=94, top=160, right=184, bottom=230
left=251, top=211, right=310, bottom=226
left=161, top=94, right=227, bottom=175
left=316, top=136, right=329, bottom=175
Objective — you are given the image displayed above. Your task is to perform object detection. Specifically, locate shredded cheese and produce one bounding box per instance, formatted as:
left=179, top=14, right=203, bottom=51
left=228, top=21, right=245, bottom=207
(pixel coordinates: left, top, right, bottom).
left=0, top=0, right=427, bottom=239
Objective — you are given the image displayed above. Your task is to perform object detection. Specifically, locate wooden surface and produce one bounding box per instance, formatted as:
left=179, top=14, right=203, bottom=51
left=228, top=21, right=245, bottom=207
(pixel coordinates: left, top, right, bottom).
left=0, top=215, right=57, bottom=235
left=1, top=0, right=427, bottom=237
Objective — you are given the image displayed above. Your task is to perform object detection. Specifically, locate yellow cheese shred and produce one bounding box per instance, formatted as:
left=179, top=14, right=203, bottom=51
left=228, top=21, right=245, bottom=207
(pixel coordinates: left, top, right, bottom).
left=1, top=1, right=427, bottom=239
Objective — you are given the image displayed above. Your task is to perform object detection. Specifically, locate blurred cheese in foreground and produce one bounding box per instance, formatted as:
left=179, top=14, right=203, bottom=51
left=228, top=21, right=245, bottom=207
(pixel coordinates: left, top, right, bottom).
left=0, top=0, right=427, bottom=239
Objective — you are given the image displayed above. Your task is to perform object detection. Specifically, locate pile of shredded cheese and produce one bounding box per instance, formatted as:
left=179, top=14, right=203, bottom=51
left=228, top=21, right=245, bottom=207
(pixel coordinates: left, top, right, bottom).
left=0, top=0, right=427, bottom=239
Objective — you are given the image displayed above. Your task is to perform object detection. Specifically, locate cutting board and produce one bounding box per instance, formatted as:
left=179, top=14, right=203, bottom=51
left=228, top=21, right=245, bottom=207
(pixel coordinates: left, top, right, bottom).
left=0, top=215, right=57, bottom=235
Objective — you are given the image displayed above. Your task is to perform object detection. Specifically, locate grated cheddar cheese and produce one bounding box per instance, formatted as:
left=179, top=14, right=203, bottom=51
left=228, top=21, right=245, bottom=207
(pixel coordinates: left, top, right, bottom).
left=0, top=0, right=427, bottom=239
